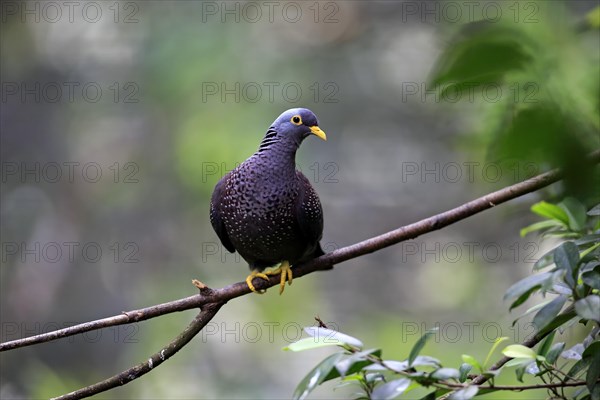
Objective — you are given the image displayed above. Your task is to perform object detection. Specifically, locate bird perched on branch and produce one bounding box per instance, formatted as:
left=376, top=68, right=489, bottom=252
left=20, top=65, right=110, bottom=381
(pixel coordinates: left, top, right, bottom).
left=210, top=108, right=326, bottom=294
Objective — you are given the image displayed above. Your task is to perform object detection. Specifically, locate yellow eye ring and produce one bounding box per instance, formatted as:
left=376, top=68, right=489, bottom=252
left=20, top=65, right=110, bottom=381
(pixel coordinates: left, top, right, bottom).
left=290, top=115, right=302, bottom=125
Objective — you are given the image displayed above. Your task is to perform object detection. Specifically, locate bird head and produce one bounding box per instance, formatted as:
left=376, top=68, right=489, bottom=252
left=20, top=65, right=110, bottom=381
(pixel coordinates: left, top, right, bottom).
left=267, top=108, right=326, bottom=145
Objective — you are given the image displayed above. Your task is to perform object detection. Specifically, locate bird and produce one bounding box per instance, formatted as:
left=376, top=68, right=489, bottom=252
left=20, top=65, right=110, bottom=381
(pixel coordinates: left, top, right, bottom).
left=209, top=108, right=326, bottom=294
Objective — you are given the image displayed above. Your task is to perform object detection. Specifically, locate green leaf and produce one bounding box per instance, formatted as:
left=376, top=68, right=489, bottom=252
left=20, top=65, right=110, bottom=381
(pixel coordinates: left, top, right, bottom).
left=567, top=356, right=592, bottom=379
left=544, top=232, right=582, bottom=239
left=533, top=295, right=567, bottom=332
left=411, top=356, right=441, bottom=368
left=555, top=242, right=580, bottom=288
left=586, top=350, right=600, bottom=394
left=582, top=262, right=600, bottom=273
left=554, top=242, right=580, bottom=271
left=509, top=286, right=541, bottom=311
left=505, top=358, right=536, bottom=368
left=482, top=369, right=503, bottom=379
left=538, top=311, right=576, bottom=336
left=582, top=342, right=600, bottom=358
left=419, top=392, right=437, bottom=400
left=590, top=384, right=600, bottom=400
left=458, top=363, right=472, bottom=383
left=534, top=249, right=556, bottom=270
left=520, top=220, right=564, bottom=237
left=537, top=331, right=556, bottom=358
left=484, top=336, right=509, bottom=368
left=587, top=204, right=600, bottom=216
left=515, top=365, right=526, bottom=382
left=575, top=234, right=600, bottom=246
left=502, top=344, right=537, bottom=360
left=364, top=360, right=408, bottom=372
left=582, top=269, right=600, bottom=290
left=492, top=104, right=594, bottom=195
left=430, top=24, right=531, bottom=89
left=371, top=379, right=410, bottom=400
left=293, top=353, right=345, bottom=400
left=560, top=197, right=587, bottom=231
left=304, top=327, right=363, bottom=349
left=431, top=368, right=460, bottom=380
left=461, top=354, right=482, bottom=373
left=504, top=272, right=553, bottom=305
left=330, top=349, right=381, bottom=380
left=408, top=328, right=438, bottom=367
left=284, top=337, right=344, bottom=352
left=531, top=201, right=570, bottom=225
left=448, top=386, right=478, bottom=400
left=365, top=372, right=385, bottom=385
left=370, top=356, right=440, bottom=372
left=512, top=300, right=552, bottom=326
left=545, top=342, right=565, bottom=364
left=537, top=310, right=577, bottom=337
left=581, top=242, right=600, bottom=261
left=575, top=295, right=600, bottom=322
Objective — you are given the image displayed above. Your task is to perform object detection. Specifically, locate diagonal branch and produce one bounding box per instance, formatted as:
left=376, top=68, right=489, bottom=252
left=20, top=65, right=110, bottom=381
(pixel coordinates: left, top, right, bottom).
left=51, top=302, right=224, bottom=400
left=2, top=149, right=599, bottom=353
left=2, top=149, right=599, bottom=400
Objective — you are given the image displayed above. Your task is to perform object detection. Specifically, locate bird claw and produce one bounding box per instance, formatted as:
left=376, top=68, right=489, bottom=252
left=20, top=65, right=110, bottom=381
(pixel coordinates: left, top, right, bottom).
left=245, top=261, right=294, bottom=295
left=246, top=270, right=270, bottom=294
left=277, top=261, right=293, bottom=295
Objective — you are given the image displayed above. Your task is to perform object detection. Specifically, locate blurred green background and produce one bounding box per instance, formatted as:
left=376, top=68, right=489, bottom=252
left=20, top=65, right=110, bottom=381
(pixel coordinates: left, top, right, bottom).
left=1, top=1, right=598, bottom=399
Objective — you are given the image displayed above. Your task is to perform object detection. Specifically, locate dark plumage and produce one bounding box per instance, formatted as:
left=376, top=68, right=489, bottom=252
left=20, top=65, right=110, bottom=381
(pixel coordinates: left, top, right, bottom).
left=210, top=108, right=326, bottom=293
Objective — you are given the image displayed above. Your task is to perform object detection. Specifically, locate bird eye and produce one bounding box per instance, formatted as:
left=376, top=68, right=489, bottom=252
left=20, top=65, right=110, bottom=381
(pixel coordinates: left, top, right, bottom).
left=291, top=115, right=302, bottom=125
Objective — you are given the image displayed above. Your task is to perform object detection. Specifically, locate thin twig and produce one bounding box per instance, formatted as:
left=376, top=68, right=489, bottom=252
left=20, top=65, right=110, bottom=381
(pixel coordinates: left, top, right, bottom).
left=455, top=380, right=592, bottom=391
left=51, top=302, right=224, bottom=400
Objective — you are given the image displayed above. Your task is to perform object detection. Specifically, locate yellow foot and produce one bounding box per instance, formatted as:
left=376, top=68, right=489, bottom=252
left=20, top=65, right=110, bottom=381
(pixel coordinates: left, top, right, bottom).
left=246, top=261, right=294, bottom=295
left=246, top=270, right=270, bottom=294
left=276, top=260, right=293, bottom=295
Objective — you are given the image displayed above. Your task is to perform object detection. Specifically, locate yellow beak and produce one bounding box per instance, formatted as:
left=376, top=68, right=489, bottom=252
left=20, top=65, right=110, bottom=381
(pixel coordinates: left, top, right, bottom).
left=310, top=126, right=327, bottom=141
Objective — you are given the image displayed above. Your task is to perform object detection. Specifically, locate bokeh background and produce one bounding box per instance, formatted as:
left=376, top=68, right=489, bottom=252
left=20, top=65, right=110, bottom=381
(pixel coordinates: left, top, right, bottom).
left=1, top=1, right=599, bottom=399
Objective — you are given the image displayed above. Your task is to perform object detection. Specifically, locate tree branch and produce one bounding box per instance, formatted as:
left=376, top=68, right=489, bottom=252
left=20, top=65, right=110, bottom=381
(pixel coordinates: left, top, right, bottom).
left=457, top=380, right=593, bottom=391
left=7, top=152, right=599, bottom=352
left=52, top=302, right=224, bottom=400
left=2, top=149, right=599, bottom=399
